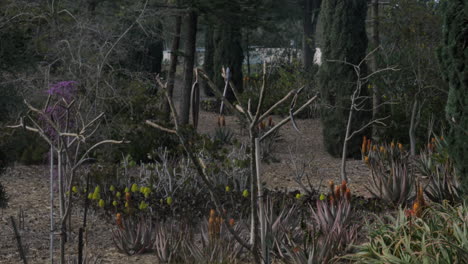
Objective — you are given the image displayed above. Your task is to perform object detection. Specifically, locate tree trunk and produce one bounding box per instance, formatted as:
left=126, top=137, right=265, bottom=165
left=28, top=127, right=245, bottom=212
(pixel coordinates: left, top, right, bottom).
left=341, top=96, right=354, bottom=183
left=214, top=24, right=244, bottom=100
left=370, top=0, right=381, bottom=139
left=164, top=15, right=182, bottom=122
left=49, top=147, right=54, bottom=264
left=179, top=10, right=198, bottom=125
left=246, top=31, right=251, bottom=78
left=302, top=0, right=322, bottom=69
left=203, top=24, right=214, bottom=96
left=249, top=130, right=261, bottom=264
left=409, top=99, right=418, bottom=156
left=255, top=138, right=268, bottom=263
left=303, top=0, right=313, bottom=68
left=148, top=22, right=164, bottom=75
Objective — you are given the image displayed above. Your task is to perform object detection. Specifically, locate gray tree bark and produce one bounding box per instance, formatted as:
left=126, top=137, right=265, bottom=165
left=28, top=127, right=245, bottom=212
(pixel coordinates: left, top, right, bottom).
left=302, top=0, right=322, bottom=69
left=370, top=0, right=381, bottom=139
left=179, top=10, right=198, bottom=125
left=164, top=15, right=182, bottom=122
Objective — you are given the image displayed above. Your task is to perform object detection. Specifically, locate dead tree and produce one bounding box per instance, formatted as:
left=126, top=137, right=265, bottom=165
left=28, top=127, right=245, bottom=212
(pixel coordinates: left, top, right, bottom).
left=8, top=97, right=125, bottom=264
left=330, top=48, right=397, bottom=182
left=146, top=64, right=317, bottom=264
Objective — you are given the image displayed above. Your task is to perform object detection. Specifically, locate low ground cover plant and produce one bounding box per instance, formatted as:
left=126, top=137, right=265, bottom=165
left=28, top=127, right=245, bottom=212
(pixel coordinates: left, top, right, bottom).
left=345, top=202, right=468, bottom=263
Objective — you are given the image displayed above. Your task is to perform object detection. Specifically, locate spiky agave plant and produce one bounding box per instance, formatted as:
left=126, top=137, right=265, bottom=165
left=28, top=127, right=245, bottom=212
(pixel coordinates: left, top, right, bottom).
left=416, top=136, right=461, bottom=203
left=184, top=210, right=247, bottom=264
left=281, top=181, right=358, bottom=264
left=262, top=198, right=300, bottom=259
left=363, top=141, right=415, bottom=206
left=344, top=202, right=468, bottom=263
left=213, top=116, right=234, bottom=144
left=153, top=222, right=186, bottom=263
left=111, top=215, right=155, bottom=256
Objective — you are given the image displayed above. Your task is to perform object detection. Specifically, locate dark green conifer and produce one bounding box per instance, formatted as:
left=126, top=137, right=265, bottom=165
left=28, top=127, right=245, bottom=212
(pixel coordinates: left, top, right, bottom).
left=213, top=23, right=244, bottom=100
left=438, top=0, right=468, bottom=194
left=316, top=0, right=370, bottom=158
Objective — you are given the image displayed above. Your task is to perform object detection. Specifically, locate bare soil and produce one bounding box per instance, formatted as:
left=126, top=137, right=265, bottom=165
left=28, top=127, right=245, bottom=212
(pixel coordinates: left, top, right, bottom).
left=0, top=109, right=372, bottom=263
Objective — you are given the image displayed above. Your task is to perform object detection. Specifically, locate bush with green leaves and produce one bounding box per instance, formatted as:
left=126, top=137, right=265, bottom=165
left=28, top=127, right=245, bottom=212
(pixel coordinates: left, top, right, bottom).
left=345, top=202, right=468, bottom=263
left=239, top=61, right=315, bottom=117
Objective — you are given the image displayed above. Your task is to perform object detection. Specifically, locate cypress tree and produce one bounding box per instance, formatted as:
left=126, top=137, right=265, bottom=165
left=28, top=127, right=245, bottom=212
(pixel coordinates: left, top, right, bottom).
left=213, top=23, right=244, bottom=100
left=438, top=0, right=468, bottom=194
left=316, top=0, right=369, bottom=158
left=203, top=24, right=215, bottom=96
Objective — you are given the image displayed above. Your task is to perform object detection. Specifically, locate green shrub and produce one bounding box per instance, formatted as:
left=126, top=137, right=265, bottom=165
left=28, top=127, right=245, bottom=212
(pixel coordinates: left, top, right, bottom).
left=239, top=61, right=315, bottom=117
left=438, top=0, right=468, bottom=195
left=94, top=79, right=179, bottom=163
left=345, top=202, right=468, bottom=263
left=0, top=129, right=49, bottom=165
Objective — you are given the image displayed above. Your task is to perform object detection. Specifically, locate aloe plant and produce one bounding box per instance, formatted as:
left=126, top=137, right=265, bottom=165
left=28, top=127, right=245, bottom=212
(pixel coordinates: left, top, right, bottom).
left=153, top=223, right=186, bottom=263
left=416, top=136, right=461, bottom=203
left=279, top=181, right=358, bottom=264
left=213, top=126, right=234, bottom=145
left=111, top=215, right=155, bottom=256
left=345, top=202, right=468, bottom=263
left=183, top=213, right=247, bottom=264
left=262, top=198, right=300, bottom=260
left=364, top=143, right=415, bottom=206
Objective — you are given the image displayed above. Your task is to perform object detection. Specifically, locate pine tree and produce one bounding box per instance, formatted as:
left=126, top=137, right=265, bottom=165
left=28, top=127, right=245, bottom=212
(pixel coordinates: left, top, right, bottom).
left=438, top=0, right=468, bottom=194
left=316, top=0, right=369, bottom=158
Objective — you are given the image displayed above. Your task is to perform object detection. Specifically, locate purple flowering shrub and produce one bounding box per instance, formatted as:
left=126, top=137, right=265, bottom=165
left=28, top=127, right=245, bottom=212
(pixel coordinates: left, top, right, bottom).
left=41, top=81, right=78, bottom=140
left=47, top=81, right=77, bottom=103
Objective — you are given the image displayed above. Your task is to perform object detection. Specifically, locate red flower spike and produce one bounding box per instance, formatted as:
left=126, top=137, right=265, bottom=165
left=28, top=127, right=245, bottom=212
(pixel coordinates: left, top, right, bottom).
left=335, top=186, right=341, bottom=201
left=345, top=188, right=351, bottom=201
left=341, top=180, right=347, bottom=194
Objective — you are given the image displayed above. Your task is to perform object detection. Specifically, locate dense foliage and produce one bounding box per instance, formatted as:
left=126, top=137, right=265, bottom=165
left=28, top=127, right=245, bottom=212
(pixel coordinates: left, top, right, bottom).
left=438, top=0, right=468, bottom=195
left=316, top=0, right=370, bottom=158
left=0, top=0, right=467, bottom=263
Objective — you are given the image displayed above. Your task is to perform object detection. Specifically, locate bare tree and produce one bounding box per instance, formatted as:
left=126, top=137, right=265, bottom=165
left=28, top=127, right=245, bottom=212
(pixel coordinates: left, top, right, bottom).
left=330, top=49, right=397, bottom=182
left=179, top=10, right=198, bottom=125
left=146, top=64, right=318, bottom=264
left=164, top=14, right=182, bottom=122
left=369, top=0, right=381, bottom=139
left=8, top=96, right=125, bottom=263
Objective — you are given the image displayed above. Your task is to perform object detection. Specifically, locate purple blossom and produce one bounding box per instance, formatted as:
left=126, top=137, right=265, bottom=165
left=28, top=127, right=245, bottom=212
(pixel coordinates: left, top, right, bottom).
left=41, top=81, right=78, bottom=140
left=47, top=81, right=77, bottom=102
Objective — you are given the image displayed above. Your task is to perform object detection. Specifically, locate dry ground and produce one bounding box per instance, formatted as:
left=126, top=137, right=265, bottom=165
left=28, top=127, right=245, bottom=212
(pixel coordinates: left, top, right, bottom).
left=0, top=108, right=372, bottom=263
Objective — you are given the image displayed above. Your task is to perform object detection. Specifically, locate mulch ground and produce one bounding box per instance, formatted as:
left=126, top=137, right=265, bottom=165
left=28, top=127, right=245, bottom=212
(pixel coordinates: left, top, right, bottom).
left=0, top=109, right=372, bottom=263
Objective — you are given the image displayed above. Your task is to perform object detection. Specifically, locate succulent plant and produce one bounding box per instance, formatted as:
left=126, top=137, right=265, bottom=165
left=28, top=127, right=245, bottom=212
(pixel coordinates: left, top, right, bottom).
left=363, top=141, right=415, bottom=206
left=111, top=215, right=155, bottom=256
left=184, top=211, right=247, bottom=264
left=416, top=136, right=461, bottom=204
left=280, top=181, right=358, bottom=264
left=153, top=223, right=186, bottom=263
left=213, top=126, right=234, bottom=145
left=345, top=202, right=468, bottom=263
